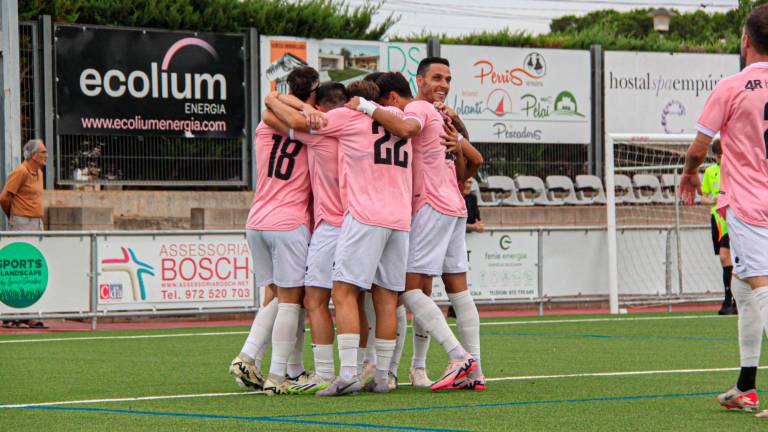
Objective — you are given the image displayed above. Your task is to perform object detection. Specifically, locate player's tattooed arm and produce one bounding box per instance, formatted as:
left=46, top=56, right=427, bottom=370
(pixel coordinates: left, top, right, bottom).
left=346, top=96, right=421, bottom=138
left=442, top=122, right=468, bottom=181
left=680, top=132, right=712, bottom=205
left=462, top=139, right=483, bottom=181
left=434, top=101, right=470, bottom=139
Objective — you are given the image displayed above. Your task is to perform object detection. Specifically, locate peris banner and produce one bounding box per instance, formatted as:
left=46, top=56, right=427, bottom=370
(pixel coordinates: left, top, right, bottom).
left=55, top=25, right=246, bottom=138
left=442, top=45, right=592, bottom=144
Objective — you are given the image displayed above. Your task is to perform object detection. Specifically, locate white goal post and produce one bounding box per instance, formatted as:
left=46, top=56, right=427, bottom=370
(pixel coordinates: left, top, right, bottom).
left=605, top=133, right=698, bottom=314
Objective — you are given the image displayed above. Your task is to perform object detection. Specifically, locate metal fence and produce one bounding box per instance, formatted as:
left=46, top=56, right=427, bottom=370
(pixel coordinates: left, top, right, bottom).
left=475, top=142, right=591, bottom=180
left=57, top=134, right=247, bottom=186
left=18, top=21, right=39, bottom=146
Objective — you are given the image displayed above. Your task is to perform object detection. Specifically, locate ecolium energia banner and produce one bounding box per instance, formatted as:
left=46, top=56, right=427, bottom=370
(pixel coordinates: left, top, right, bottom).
left=55, top=25, right=246, bottom=138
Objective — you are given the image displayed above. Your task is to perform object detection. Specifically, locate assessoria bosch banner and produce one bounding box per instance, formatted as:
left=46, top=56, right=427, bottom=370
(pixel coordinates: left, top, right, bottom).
left=55, top=25, right=245, bottom=138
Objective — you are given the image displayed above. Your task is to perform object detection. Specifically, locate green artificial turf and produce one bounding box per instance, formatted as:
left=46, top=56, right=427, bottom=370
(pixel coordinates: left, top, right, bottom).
left=2, top=312, right=766, bottom=431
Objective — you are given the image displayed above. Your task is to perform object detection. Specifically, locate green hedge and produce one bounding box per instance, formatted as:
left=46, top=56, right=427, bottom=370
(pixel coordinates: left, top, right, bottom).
left=19, top=0, right=396, bottom=40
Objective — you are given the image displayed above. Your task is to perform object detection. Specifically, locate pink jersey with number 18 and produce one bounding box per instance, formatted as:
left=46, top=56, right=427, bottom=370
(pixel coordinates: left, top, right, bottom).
left=246, top=121, right=311, bottom=231
left=405, top=100, right=467, bottom=218
left=311, top=106, right=413, bottom=231
left=696, top=62, right=768, bottom=227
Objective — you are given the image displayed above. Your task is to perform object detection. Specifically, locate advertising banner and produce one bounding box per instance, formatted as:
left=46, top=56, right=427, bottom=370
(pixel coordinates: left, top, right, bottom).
left=432, top=231, right=538, bottom=301
left=605, top=51, right=739, bottom=135
left=260, top=37, right=427, bottom=110
left=0, top=237, right=90, bottom=314
left=441, top=45, right=592, bottom=144
left=97, top=235, right=254, bottom=311
left=55, top=25, right=245, bottom=138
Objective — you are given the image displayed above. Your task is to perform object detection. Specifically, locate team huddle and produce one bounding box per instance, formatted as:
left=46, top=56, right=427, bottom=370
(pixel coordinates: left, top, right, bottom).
left=228, top=57, right=484, bottom=396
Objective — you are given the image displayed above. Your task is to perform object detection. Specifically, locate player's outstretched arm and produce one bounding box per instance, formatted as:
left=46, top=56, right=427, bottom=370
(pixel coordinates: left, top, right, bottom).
left=264, top=92, right=310, bottom=131
left=262, top=109, right=292, bottom=136
left=680, top=132, right=712, bottom=205
left=346, top=96, right=421, bottom=138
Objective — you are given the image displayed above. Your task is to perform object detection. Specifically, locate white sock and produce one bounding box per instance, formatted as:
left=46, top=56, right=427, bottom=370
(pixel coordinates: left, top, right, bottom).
left=449, top=290, right=482, bottom=375
left=268, top=303, right=300, bottom=378
left=313, top=344, right=335, bottom=380
left=364, top=292, right=377, bottom=364
left=253, top=345, right=267, bottom=370
left=375, top=339, right=396, bottom=381
left=411, top=316, right=430, bottom=369
left=287, top=308, right=307, bottom=378
left=752, top=285, right=768, bottom=343
left=338, top=333, right=360, bottom=381
left=732, top=279, right=762, bottom=367
left=357, top=347, right=366, bottom=376
left=401, top=290, right=465, bottom=360
left=389, top=305, right=407, bottom=376
left=241, top=298, right=278, bottom=361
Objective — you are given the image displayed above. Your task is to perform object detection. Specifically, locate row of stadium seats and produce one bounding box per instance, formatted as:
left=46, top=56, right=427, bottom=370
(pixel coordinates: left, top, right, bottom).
left=474, top=174, right=699, bottom=206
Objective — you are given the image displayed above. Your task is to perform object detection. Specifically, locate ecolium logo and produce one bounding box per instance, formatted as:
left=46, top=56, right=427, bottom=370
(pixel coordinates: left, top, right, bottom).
left=78, top=37, right=227, bottom=101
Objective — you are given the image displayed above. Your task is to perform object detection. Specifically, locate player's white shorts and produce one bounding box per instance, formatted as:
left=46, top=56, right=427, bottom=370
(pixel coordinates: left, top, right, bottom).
left=246, top=225, right=310, bottom=288
left=332, top=213, right=409, bottom=292
left=407, top=204, right=469, bottom=276
left=304, top=222, right=341, bottom=289
left=727, top=208, right=768, bottom=279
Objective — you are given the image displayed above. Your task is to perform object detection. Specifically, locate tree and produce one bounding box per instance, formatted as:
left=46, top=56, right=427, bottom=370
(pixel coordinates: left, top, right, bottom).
left=19, top=0, right=399, bottom=40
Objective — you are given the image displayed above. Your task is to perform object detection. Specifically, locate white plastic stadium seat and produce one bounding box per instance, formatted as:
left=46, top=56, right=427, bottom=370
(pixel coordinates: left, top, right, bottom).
left=613, top=174, right=642, bottom=204
left=470, top=178, right=498, bottom=207
left=516, top=176, right=564, bottom=206
left=661, top=174, right=677, bottom=203
left=574, top=175, right=606, bottom=204
left=632, top=174, right=663, bottom=204
left=486, top=175, right=532, bottom=207
left=658, top=174, right=678, bottom=204
left=545, top=176, right=586, bottom=205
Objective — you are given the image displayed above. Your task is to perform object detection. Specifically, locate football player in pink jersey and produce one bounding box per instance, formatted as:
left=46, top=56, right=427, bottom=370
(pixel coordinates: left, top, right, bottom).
left=294, top=79, right=412, bottom=396
left=263, top=82, right=350, bottom=394
left=349, top=61, right=483, bottom=391
left=680, top=5, right=768, bottom=418
left=228, top=67, right=321, bottom=395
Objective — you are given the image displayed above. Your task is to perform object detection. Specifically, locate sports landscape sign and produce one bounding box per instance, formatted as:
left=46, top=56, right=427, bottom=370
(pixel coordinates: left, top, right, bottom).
left=605, top=51, right=739, bottom=135
left=0, top=237, right=90, bottom=314
left=97, top=235, right=254, bottom=310
left=55, top=25, right=246, bottom=138
left=442, top=45, right=592, bottom=144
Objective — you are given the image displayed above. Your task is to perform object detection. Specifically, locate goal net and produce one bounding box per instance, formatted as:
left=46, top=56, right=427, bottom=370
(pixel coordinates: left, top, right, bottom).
left=605, top=133, right=723, bottom=313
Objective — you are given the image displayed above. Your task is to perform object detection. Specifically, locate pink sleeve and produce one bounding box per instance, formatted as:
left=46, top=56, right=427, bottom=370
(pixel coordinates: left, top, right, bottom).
left=310, top=108, right=348, bottom=138
left=382, top=105, right=405, bottom=119
left=696, top=81, right=732, bottom=137
left=404, top=102, right=427, bottom=128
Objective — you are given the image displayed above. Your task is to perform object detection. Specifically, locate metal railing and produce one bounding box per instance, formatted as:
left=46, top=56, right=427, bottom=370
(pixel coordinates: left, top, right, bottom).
left=0, top=226, right=721, bottom=329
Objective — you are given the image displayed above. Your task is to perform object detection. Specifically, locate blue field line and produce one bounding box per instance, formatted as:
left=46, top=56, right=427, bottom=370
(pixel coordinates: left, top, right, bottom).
left=480, top=330, right=736, bottom=343
left=270, top=391, right=725, bottom=419
left=23, top=405, right=468, bottom=432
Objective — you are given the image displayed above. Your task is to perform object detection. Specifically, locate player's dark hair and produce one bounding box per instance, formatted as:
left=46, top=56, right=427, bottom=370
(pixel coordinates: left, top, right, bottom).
left=316, top=82, right=349, bottom=110
left=347, top=80, right=380, bottom=101
left=375, top=72, right=413, bottom=99
left=712, top=139, right=722, bottom=156
left=745, top=4, right=768, bottom=55
left=287, top=67, right=319, bottom=102
left=364, top=72, right=385, bottom=83
left=417, top=57, right=450, bottom=77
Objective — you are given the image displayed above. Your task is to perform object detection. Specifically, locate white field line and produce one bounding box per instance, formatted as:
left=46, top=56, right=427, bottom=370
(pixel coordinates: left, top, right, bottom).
left=0, top=365, right=750, bottom=409
left=0, top=314, right=727, bottom=345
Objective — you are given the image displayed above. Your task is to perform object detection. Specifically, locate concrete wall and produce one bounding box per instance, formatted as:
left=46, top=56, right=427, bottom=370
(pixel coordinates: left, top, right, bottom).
left=43, top=190, right=711, bottom=230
